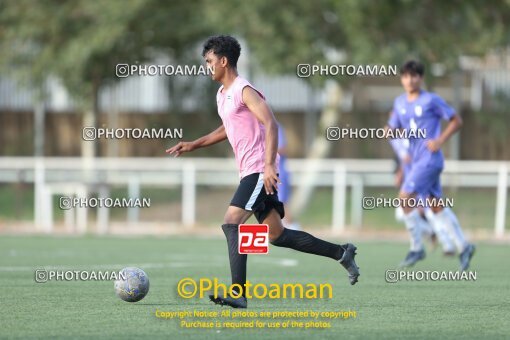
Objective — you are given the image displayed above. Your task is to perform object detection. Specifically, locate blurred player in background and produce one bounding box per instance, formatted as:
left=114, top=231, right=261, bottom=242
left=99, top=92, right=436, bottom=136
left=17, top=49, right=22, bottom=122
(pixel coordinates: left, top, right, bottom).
left=277, top=122, right=300, bottom=230
left=389, top=135, right=456, bottom=267
left=166, top=35, right=359, bottom=308
left=386, top=60, right=475, bottom=270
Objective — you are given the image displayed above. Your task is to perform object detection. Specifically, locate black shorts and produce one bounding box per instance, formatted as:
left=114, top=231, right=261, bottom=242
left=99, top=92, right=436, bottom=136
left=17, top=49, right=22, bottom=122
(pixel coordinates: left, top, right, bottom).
left=230, top=172, right=285, bottom=223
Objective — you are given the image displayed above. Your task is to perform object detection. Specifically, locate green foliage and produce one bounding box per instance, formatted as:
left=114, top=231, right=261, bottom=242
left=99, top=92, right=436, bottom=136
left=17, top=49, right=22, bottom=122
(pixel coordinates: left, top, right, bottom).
left=0, top=0, right=213, bottom=107
left=204, top=0, right=510, bottom=78
left=1, top=0, right=509, bottom=102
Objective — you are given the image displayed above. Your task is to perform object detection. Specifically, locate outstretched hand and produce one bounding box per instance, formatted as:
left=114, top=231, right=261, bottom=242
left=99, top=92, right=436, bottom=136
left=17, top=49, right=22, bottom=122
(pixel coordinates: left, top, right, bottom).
left=165, top=141, right=195, bottom=157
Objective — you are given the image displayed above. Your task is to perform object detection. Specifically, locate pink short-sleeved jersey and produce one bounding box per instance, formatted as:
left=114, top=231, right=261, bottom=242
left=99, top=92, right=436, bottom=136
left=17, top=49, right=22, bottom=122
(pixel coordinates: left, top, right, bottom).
left=216, top=76, right=279, bottom=178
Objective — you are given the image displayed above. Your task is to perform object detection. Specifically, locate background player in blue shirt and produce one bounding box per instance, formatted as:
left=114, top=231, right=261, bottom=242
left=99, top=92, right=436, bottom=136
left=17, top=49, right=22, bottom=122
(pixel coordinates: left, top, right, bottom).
left=386, top=60, right=475, bottom=270
left=389, top=134, right=456, bottom=260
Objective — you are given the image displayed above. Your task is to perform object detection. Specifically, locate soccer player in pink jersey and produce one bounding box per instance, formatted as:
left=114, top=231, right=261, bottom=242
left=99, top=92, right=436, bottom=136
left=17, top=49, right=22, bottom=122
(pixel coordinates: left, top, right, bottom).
left=166, top=35, right=359, bottom=308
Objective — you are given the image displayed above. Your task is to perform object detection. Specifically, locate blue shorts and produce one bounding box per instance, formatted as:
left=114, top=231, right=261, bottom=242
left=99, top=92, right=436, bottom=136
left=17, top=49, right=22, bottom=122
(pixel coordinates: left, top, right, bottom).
left=402, top=162, right=412, bottom=178
left=401, top=164, right=443, bottom=198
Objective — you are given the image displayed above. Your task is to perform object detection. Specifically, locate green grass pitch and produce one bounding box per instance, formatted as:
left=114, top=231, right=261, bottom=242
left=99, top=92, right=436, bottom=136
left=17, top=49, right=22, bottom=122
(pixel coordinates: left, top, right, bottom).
left=1, top=235, right=509, bottom=339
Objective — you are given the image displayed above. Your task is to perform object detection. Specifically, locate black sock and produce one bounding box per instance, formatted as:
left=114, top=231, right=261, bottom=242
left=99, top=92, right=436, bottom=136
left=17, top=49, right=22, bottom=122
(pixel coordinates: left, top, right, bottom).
left=221, top=224, right=247, bottom=297
left=271, top=228, right=344, bottom=260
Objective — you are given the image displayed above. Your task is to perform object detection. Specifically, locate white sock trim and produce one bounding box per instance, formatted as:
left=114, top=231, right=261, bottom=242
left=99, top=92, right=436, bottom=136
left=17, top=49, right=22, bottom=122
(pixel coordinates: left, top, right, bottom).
left=403, top=209, right=424, bottom=252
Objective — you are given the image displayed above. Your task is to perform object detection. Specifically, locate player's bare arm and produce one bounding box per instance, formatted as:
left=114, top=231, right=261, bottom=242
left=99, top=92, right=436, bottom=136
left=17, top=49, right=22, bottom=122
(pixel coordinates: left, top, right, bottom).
left=278, top=145, right=288, bottom=157
left=395, top=166, right=404, bottom=187
left=384, top=110, right=395, bottom=136
left=384, top=124, right=398, bottom=137
left=165, top=125, right=227, bottom=157
left=426, top=114, right=463, bottom=152
left=242, top=86, right=281, bottom=195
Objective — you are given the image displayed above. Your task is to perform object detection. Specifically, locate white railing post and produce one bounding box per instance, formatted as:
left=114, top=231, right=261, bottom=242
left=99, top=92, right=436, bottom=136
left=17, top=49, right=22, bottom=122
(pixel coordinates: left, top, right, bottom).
left=127, top=177, right=140, bottom=227
left=495, top=164, right=508, bottom=237
left=41, top=185, right=53, bottom=233
left=34, top=157, right=45, bottom=231
left=182, top=162, right=196, bottom=227
left=332, top=163, right=346, bottom=232
left=97, top=185, right=110, bottom=234
left=76, top=185, right=88, bottom=234
left=350, top=175, right=364, bottom=228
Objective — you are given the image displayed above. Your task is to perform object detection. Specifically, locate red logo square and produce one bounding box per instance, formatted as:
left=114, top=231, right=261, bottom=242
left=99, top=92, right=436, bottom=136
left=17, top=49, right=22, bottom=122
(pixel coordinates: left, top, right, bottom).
left=238, top=224, right=269, bottom=254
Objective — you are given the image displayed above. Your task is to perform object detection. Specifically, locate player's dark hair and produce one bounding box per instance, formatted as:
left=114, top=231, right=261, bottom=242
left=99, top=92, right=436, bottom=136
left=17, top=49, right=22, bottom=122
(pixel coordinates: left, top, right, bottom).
left=202, top=35, right=241, bottom=68
left=400, top=60, right=425, bottom=76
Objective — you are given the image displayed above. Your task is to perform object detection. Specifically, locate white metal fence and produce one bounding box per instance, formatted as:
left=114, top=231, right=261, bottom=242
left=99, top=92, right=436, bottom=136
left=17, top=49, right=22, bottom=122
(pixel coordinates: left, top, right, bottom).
left=0, top=157, right=508, bottom=236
